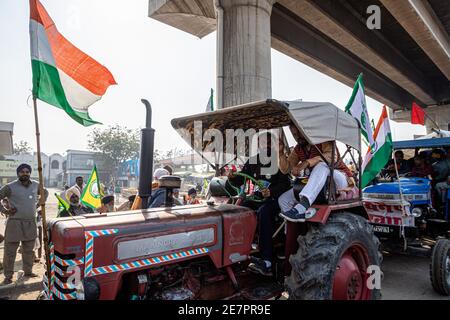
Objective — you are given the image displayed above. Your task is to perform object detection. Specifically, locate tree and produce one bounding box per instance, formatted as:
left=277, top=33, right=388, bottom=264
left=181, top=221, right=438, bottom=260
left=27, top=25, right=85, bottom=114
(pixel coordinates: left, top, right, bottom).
left=14, top=140, right=32, bottom=155
left=88, top=125, right=140, bottom=181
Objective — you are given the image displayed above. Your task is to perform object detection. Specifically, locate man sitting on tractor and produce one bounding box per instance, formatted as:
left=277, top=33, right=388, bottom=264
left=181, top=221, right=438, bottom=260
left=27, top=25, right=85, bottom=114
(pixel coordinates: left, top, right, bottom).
left=59, top=186, right=94, bottom=217
left=227, top=132, right=291, bottom=276
left=278, top=124, right=354, bottom=222
left=382, top=150, right=411, bottom=178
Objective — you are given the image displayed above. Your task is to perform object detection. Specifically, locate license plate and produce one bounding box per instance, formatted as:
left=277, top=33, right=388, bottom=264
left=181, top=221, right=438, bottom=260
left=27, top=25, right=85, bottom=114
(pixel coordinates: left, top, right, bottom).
left=373, top=225, right=392, bottom=233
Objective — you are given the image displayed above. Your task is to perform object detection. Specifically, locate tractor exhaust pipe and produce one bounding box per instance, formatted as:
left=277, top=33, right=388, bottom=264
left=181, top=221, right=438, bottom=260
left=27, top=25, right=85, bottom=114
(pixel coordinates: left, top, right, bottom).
left=138, top=99, right=155, bottom=209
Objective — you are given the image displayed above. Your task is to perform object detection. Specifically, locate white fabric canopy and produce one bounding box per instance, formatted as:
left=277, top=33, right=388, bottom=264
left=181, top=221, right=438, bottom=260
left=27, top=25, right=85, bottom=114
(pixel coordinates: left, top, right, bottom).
left=286, top=100, right=361, bottom=151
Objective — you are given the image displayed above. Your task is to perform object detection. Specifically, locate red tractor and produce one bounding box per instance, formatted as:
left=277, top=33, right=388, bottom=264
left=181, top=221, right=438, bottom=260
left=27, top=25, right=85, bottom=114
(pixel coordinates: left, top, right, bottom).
left=41, top=99, right=381, bottom=300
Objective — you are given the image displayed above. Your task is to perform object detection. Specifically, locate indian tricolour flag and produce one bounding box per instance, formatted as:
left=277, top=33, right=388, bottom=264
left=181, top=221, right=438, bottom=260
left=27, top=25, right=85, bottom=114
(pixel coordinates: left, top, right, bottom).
left=29, top=0, right=116, bottom=126
left=345, top=73, right=375, bottom=149
left=361, top=105, right=393, bottom=188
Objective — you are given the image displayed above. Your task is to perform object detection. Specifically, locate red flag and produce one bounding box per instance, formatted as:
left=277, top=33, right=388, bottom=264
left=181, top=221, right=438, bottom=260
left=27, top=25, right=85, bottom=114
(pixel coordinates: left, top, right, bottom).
left=411, top=102, right=425, bottom=125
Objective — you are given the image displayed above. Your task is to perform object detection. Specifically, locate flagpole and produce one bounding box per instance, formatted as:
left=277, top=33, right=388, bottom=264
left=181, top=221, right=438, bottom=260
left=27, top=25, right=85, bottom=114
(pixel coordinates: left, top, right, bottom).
left=423, top=111, right=441, bottom=133
left=392, top=155, right=408, bottom=249
left=32, top=96, right=52, bottom=296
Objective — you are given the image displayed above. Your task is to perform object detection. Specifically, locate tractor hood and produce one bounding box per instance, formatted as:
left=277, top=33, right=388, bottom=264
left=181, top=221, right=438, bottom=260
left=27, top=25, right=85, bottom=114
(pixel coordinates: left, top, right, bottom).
left=363, top=177, right=431, bottom=196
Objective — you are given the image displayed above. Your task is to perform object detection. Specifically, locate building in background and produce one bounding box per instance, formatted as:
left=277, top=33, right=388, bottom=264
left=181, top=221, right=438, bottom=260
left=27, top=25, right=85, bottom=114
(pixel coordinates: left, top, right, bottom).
left=0, top=122, right=13, bottom=157
left=117, top=159, right=139, bottom=188
left=0, top=152, right=63, bottom=186
left=64, top=149, right=110, bottom=187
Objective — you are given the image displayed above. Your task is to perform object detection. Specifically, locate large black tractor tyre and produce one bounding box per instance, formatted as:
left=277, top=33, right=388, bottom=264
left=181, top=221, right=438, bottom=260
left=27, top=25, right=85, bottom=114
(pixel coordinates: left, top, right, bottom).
left=286, top=212, right=382, bottom=300
left=430, top=239, right=450, bottom=296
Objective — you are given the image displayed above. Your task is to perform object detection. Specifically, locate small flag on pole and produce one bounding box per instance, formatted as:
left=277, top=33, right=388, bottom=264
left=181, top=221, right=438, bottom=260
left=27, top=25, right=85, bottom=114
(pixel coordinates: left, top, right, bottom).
left=29, top=0, right=116, bottom=126
left=411, top=102, right=425, bottom=125
left=345, top=73, right=375, bottom=150
left=55, top=192, right=69, bottom=216
left=205, top=88, right=214, bottom=112
left=81, top=166, right=102, bottom=210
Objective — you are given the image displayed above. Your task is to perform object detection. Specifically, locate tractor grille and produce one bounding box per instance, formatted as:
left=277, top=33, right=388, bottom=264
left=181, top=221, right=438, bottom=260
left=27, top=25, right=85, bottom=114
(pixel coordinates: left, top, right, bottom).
left=43, top=244, right=84, bottom=300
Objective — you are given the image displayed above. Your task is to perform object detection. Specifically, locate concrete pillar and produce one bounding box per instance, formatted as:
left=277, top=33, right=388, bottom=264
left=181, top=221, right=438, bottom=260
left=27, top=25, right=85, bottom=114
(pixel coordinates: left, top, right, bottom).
left=217, top=0, right=275, bottom=108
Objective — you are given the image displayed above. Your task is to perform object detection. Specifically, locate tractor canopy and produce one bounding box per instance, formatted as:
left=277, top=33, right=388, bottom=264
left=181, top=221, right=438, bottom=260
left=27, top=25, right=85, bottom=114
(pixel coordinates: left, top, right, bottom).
left=392, top=137, right=450, bottom=150
left=171, top=99, right=360, bottom=169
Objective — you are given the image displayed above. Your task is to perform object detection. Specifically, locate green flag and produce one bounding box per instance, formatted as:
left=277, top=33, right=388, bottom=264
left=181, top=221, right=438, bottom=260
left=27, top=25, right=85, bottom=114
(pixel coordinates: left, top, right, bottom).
left=55, top=192, right=70, bottom=217
left=345, top=73, right=375, bottom=149
left=206, top=88, right=214, bottom=112
left=81, top=166, right=102, bottom=210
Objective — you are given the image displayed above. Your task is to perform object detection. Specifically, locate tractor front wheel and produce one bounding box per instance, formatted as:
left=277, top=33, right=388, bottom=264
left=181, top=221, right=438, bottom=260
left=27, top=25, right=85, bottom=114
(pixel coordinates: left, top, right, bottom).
left=430, top=238, right=450, bottom=296
left=286, top=212, right=382, bottom=300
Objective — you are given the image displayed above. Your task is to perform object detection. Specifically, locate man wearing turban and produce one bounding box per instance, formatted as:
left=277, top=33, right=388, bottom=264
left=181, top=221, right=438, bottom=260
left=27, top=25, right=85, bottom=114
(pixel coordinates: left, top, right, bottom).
left=0, top=163, right=48, bottom=285
left=59, top=186, right=93, bottom=217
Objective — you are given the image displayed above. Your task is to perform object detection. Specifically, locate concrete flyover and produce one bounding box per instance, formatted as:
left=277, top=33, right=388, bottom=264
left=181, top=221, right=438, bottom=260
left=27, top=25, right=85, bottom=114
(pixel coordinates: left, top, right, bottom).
left=148, top=0, right=450, bottom=130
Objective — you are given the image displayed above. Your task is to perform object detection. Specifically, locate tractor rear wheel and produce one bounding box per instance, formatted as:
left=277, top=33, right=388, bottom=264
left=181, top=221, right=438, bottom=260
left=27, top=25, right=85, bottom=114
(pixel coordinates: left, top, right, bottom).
left=430, top=238, right=450, bottom=296
left=286, top=212, right=381, bottom=300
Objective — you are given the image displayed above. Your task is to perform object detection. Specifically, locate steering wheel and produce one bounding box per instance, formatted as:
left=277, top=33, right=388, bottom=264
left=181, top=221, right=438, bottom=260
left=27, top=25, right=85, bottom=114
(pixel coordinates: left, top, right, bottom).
left=228, top=172, right=269, bottom=203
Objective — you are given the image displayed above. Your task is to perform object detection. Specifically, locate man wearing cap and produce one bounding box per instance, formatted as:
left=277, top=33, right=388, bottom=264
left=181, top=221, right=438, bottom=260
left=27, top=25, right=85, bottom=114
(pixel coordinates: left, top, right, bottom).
left=98, top=195, right=115, bottom=213
left=0, top=163, right=48, bottom=285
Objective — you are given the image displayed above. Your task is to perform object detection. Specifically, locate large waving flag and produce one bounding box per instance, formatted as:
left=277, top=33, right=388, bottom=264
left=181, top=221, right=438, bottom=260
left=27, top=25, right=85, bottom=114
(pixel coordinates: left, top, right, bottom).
left=361, top=106, right=393, bottom=187
left=345, top=73, right=375, bottom=149
left=29, top=0, right=116, bottom=126
left=81, top=166, right=102, bottom=209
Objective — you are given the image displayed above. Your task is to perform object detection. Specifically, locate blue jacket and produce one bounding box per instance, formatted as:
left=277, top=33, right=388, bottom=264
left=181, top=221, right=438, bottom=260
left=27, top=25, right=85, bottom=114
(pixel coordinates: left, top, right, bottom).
left=148, top=188, right=166, bottom=208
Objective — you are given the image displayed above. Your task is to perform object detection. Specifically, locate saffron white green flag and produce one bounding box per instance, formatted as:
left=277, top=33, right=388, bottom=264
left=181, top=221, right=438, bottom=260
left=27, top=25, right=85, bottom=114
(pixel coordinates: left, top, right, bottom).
left=345, top=74, right=375, bottom=149
left=29, top=0, right=116, bottom=126
left=361, top=106, right=393, bottom=187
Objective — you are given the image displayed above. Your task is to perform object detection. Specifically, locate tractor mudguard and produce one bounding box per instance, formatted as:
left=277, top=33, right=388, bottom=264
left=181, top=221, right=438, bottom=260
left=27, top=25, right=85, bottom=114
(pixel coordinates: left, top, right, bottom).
left=307, top=202, right=369, bottom=224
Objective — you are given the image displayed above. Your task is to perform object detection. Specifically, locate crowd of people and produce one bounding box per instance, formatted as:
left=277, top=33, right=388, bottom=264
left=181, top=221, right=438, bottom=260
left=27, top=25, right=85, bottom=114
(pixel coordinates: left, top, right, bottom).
left=380, top=148, right=450, bottom=208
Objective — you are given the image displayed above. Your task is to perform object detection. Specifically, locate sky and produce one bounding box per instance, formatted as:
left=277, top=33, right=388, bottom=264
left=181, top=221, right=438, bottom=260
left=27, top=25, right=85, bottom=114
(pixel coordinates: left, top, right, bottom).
left=0, top=0, right=426, bottom=156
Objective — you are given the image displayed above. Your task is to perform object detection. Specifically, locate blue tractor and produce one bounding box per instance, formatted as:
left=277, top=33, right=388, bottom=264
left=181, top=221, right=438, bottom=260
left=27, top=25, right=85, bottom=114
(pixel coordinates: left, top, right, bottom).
left=363, top=137, right=450, bottom=296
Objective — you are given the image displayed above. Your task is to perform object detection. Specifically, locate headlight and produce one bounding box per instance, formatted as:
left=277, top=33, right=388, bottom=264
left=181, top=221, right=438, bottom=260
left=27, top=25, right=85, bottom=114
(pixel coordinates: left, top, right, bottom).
left=411, top=207, right=422, bottom=218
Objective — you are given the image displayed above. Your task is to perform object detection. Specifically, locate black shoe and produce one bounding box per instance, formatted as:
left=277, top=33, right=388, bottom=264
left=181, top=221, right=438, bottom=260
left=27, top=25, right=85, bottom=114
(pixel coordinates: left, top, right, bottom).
left=280, top=196, right=311, bottom=222
left=279, top=206, right=306, bottom=222
left=24, top=272, right=39, bottom=278
left=248, top=257, right=273, bottom=276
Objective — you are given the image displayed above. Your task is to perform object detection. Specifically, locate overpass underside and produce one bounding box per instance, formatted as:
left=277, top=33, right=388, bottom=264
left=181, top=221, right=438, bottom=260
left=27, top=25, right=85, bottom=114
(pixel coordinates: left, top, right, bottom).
left=149, top=0, right=450, bottom=130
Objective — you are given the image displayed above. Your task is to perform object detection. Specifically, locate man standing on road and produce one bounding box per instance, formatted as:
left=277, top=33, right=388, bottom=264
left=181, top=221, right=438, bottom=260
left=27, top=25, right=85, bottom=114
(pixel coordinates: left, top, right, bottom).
left=0, top=163, right=48, bottom=285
